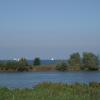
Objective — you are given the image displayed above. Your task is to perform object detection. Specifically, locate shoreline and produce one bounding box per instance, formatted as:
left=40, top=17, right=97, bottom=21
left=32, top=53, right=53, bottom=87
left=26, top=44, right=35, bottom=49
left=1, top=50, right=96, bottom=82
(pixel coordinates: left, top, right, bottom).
left=0, top=65, right=99, bottom=72
left=0, top=82, right=100, bottom=100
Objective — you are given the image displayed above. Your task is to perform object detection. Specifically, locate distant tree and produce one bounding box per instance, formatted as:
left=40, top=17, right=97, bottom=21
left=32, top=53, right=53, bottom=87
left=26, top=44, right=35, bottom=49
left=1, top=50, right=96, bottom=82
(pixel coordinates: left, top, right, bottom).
left=82, top=52, right=98, bottom=70
left=33, top=57, right=41, bottom=66
left=68, top=52, right=81, bottom=67
left=6, top=61, right=18, bottom=69
left=18, top=58, right=28, bottom=66
left=0, top=61, right=5, bottom=67
left=97, top=54, right=100, bottom=68
left=56, top=62, right=67, bottom=71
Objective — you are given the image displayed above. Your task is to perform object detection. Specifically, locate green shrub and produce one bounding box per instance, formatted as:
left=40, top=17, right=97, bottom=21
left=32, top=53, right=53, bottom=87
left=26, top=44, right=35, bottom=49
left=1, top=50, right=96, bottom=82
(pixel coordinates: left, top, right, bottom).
left=56, top=62, right=67, bottom=71
left=33, top=58, right=41, bottom=66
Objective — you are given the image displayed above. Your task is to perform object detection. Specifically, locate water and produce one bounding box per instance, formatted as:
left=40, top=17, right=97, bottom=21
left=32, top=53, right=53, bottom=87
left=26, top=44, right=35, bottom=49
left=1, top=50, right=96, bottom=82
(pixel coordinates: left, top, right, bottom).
left=28, top=60, right=62, bottom=65
left=0, top=72, right=100, bottom=88
left=0, top=60, right=63, bottom=65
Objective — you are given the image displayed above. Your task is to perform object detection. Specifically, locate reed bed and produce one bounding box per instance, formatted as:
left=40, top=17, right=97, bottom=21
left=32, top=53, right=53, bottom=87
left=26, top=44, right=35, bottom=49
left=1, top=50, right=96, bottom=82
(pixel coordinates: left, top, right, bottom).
left=0, top=82, right=100, bottom=100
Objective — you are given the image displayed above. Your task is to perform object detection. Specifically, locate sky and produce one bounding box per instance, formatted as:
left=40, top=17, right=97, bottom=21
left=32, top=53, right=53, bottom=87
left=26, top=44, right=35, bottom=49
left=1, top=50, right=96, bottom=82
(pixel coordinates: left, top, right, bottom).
left=0, top=0, right=100, bottom=59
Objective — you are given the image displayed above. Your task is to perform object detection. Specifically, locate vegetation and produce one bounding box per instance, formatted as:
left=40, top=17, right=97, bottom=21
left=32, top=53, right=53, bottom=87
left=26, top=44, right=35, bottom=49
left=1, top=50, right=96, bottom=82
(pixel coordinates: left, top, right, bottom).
left=18, top=58, right=28, bottom=67
left=0, top=82, right=100, bottom=100
left=56, top=52, right=100, bottom=71
left=0, top=52, right=99, bottom=72
left=32, top=65, right=56, bottom=72
left=82, top=52, right=99, bottom=70
left=68, top=52, right=81, bottom=67
left=33, top=58, right=41, bottom=66
left=0, top=58, right=30, bottom=72
left=56, top=62, right=67, bottom=71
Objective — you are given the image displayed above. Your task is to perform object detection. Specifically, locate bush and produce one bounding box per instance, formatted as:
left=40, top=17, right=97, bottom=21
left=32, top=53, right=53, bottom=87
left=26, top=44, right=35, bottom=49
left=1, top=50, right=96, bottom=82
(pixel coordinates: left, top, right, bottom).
left=33, top=58, right=41, bottom=66
left=17, top=67, right=29, bottom=72
left=68, top=52, right=81, bottom=67
left=56, top=62, right=67, bottom=71
left=18, top=58, right=28, bottom=66
left=82, top=52, right=99, bottom=71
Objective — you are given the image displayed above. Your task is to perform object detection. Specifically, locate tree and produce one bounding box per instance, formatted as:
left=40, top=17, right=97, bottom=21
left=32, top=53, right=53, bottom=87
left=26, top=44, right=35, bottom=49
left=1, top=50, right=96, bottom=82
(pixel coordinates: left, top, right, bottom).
left=82, top=52, right=98, bottom=70
left=68, top=52, right=81, bottom=67
left=33, top=57, right=41, bottom=66
left=56, top=62, right=68, bottom=71
left=97, top=54, right=100, bottom=68
left=18, top=58, right=28, bottom=66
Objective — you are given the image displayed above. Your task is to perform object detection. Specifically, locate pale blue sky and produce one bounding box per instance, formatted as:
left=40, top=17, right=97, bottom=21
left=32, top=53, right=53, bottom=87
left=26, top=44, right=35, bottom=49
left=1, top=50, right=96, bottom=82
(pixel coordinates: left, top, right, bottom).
left=0, top=0, right=100, bottom=59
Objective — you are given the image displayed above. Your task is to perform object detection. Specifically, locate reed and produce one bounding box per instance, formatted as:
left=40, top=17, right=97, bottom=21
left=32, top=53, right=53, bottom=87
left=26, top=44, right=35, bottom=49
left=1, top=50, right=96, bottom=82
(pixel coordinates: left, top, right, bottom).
left=0, top=82, right=100, bottom=100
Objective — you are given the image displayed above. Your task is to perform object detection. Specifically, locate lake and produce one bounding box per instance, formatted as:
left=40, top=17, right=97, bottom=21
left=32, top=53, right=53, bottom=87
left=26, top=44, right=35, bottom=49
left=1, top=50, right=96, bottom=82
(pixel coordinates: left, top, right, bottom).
left=0, top=72, right=100, bottom=88
left=0, top=60, right=62, bottom=65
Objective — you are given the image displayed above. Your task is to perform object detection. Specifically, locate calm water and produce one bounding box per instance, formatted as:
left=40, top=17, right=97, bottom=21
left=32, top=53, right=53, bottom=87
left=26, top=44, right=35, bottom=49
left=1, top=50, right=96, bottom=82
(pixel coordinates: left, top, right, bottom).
left=0, top=60, right=62, bottom=65
left=0, top=72, right=100, bottom=88
left=28, top=60, right=62, bottom=65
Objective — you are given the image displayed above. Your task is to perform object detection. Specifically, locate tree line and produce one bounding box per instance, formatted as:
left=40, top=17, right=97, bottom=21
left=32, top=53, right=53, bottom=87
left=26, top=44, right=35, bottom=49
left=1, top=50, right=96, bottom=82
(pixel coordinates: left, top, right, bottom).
left=56, top=52, right=100, bottom=71
left=0, top=52, right=100, bottom=72
left=0, top=58, right=41, bottom=72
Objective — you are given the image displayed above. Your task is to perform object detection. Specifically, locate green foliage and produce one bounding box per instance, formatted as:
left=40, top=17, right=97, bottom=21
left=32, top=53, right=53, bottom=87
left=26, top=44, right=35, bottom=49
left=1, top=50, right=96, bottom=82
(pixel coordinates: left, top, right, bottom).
left=17, top=67, right=29, bottom=72
left=18, top=58, right=28, bottom=66
left=82, top=52, right=98, bottom=70
left=0, top=52, right=99, bottom=72
left=33, top=58, right=41, bottom=66
left=0, top=61, right=6, bottom=67
left=0, top=58, right=29, bottom=72
left=0, top=83, right=100, bottom=100
left=68, top=52, right=81, bottom=67
left=56, top=62, right=67, bottom=71
left=97, top=55, right=100, bottom=68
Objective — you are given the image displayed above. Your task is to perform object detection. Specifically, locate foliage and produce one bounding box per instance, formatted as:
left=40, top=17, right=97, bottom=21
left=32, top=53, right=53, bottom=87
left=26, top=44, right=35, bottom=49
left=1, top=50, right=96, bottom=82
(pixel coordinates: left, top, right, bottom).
left=17, top=67, right=29, bottom=72
left=0, top=58, right=29, bottom=72
left=97, top=55, right=100, bottom=68
left=0, top=52, right=100, bottom=72
left=82, top=52, right=98, bottom=70
left=18, top=58, right=28, bottom=66
left=56, top=62, right=67, bottom=71
left=0, top=83, right=100, bottom=100
left=68, top=52, right=81, bottom=67
left=33, top=58, right=41, bottom=66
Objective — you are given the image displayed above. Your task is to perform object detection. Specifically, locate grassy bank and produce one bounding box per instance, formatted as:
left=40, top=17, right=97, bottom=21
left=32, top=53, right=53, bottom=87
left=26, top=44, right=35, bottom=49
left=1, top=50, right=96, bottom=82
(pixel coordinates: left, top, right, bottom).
left=0, top=64, right=57, bottom=72
left=0, top=65, right=99, bottom=72
left=0, top=64, right=87, bottom=72
left=0, top=82, right=100, bottom=100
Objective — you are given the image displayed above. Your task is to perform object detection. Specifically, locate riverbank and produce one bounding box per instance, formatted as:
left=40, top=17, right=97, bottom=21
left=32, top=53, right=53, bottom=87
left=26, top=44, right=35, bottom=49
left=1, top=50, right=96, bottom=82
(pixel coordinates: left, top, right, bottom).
left=0, top=64, right=89, bottom=72
left=0, top=82, right=100, bottom=100
left=0, top=62, right=100, bottom=72
left=0, top=64, right=56, bottom=72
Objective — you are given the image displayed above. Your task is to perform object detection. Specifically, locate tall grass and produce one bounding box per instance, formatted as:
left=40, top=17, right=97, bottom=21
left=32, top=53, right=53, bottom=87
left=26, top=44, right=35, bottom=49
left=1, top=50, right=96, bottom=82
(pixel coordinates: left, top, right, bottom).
left=0, top=82, right=100, bottom=100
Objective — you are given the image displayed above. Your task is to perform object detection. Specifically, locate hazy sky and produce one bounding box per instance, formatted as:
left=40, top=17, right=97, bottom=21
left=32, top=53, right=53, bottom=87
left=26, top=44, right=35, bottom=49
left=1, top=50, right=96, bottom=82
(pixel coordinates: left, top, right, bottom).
left=0, top=0, right=100, bottom=59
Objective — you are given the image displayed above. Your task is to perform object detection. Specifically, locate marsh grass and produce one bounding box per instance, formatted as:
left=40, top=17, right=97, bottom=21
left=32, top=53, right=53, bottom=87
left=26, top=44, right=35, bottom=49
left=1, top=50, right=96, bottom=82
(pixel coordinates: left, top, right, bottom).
left=0, top=82, right=100, bottom=100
